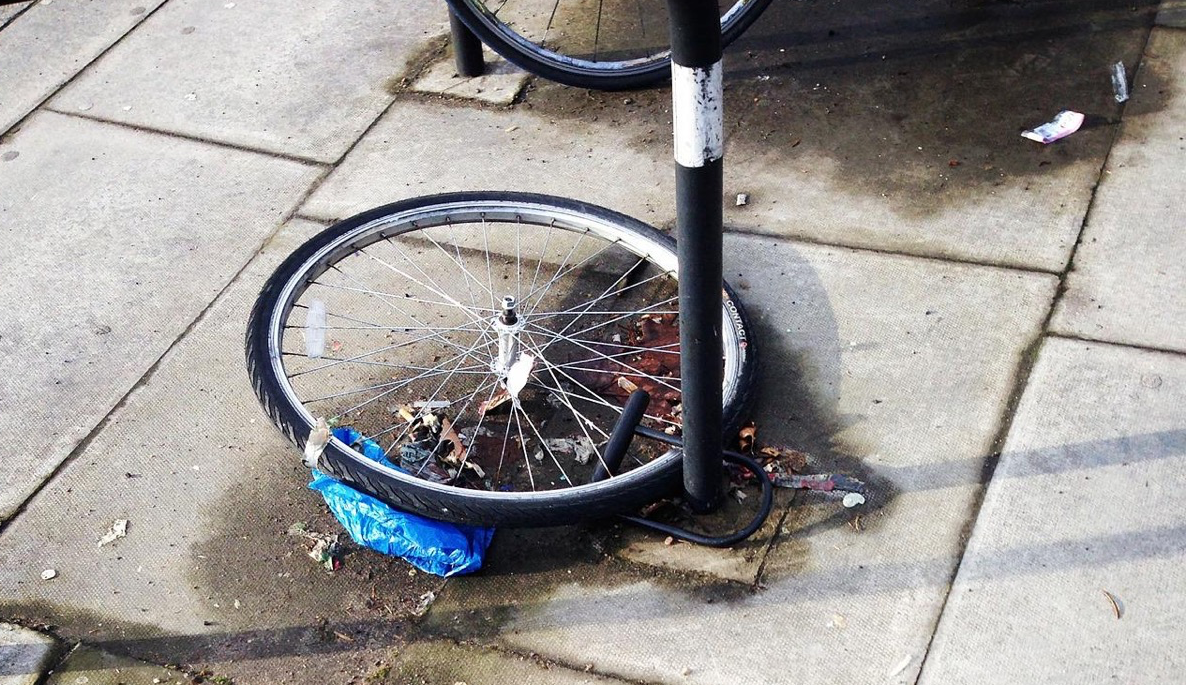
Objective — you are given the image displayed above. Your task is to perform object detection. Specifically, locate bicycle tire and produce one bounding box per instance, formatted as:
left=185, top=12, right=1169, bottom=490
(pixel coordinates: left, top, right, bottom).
left=246, top=192, right=757, bottom=526
left=444, top=0, right=774, bottom=91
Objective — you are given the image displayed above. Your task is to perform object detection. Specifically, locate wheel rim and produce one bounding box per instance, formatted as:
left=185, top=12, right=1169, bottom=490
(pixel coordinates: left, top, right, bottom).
left=459, top=0, right=756, bottom=79
left=266, top=197, right=748, bottom=498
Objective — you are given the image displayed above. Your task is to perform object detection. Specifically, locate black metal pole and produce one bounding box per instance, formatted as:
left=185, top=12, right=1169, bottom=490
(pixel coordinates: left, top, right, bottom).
left=449, top=10, right=486, bottom=77
left=666, top=0, right=725, bottom=514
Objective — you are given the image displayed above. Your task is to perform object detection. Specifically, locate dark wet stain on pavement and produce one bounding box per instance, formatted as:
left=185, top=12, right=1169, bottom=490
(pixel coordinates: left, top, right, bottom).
left=525, top=0, right=1165, bottom=216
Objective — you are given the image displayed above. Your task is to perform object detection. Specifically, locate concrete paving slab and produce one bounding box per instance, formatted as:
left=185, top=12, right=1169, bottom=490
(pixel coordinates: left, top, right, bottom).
left=1157, top=0, right=1186, bottom=27
left=299, top=99, right=673, bottom=224
left=1051, top=29, right=1186, bottom=352
left=711, top=0, right=1155, bottom=272
left=0, top=0, right=163, bottom=134
left=412, top=53, right=531, bottom=106
left=0, top=111, right=319, bottom=521
left=0, top=221, right=445, bottom=684
left=45, top=645, right=182, bottom=685
left=0, top=2, right=30, bottom=27
left=49, top=0, right=448, bottom=163
left=918, top=338, right=1186, bottom=684
left=380, top=641, right=625, bottom=684
left=425, top=233, right=1058, bottom=684
left=0, top=623, right=58, bottom=685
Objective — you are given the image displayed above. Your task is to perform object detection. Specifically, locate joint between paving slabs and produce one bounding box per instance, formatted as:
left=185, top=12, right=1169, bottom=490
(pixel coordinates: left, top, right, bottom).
left=473, top=640, right=663, bottom=685
left=0, top=0, right=174, bottom=143
left=724, top=226, right=1065, bottom=277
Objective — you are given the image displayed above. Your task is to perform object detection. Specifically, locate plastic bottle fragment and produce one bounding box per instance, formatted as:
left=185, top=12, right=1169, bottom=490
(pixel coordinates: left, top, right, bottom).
left=305, top=299, right=327, bottom=358
left=1112, top=61, right=1129, bottom=103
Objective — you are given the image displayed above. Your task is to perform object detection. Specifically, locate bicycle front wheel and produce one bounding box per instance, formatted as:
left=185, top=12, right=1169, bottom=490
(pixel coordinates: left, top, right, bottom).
left=444, top=0, right=773, bottom=90
left=246, top=192, right=756, bottom=526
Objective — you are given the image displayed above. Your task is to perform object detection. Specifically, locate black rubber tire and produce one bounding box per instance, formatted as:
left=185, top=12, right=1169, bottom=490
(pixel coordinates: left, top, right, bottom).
left=443, top=0, right=774, bottom=91
left=246, top=192, right=758, bottom=526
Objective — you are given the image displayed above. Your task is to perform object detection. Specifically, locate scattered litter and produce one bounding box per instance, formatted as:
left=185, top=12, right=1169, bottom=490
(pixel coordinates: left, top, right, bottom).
left=737, top=422, right=757, bottom=452
left=1140, top=374, right=1162, bottom=389
left=756, top=74, right=770, bottom=81
left=842, top=492, right=866, bottom=508
left=98, top=519, right=128, bottom=547
left=616, top=376, right=640, bottom=393
left=288, top=522, right=343, bottom=571
left=1102, top=589, right=1122, bottom=619
left=681, top=667, right=693, bottom=677
left=735, top=193, right=749, bottom=206
left=413, top=591, right=436, bottom=616
left=77, top=102, right=92, bottom=112
left=505, top=125, right=519, bottom=133
left=663, top=536, right=675, bottom=546
left=304, top=417, right=331, bottom=469
left=830, top=613, right=847, bottom=629
left=305, top=299, right=327, bottom=357
left=533, top=437, right=598, bottom=464
left=758, top=445, right=808, bottom=473
left=309, top=535, right=343, bottom=571
left=40, top=569, right=57, bottom=580
left=1111, top=61, right=1129, bottom=103
left=1021, top=110, right=1084, bottom=144
left=184, top=92, right=198, bottom=101
left=479, top=388, right=512, bottom=415
left=887, top=654, right=913, bottom=678
left=308, top=426, right=493, bottom=577
left=505, top=353, right=535, bottom=398
left=771, top=472, right=868, bottom=503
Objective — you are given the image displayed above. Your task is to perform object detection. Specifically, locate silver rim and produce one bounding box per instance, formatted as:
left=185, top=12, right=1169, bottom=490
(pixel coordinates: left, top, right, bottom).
left=463, top=0, right=754, bottom=76
left=267, top=198, right=747, bottom=498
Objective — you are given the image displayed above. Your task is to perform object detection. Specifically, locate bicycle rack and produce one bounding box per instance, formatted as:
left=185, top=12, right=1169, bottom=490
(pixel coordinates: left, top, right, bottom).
left=449, top=9, right=486, bottom=78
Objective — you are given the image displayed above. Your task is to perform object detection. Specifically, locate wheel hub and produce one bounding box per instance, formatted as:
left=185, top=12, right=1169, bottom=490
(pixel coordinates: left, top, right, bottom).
left=492, top=295, right=526, bottom=377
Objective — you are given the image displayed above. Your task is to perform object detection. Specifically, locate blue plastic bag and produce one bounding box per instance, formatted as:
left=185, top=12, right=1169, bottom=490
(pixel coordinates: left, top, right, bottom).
left=308, top=427, right=494, bottom=577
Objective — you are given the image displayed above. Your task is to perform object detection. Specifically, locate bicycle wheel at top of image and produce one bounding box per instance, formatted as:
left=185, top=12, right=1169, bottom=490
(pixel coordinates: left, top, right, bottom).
left=246, top=193, right=756, bottom=527
left=444, top=0, right=773, bottom=90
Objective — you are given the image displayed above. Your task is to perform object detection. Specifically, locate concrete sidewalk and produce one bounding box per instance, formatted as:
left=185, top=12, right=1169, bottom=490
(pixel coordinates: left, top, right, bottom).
left=1, top=0, right=1183, bottom=682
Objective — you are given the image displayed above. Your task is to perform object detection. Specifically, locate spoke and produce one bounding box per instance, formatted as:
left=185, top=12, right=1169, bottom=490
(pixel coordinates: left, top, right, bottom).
left=360, top=246, right=487, bottom=328
left=325, top=266, right=489, bottom=360
left=430, top=221, right=494, bottom=311
left=365, top=376, right=496, bottom=443
left=524, top=344, right=682, bottom=429
left=519, top=230, right=598, bottom=314
left=301, top=362, right=489, bottom=405
left=332, top=333, right=494, bottom=422
left=594, top=0, right=604, bottom=61
left=515, top=397, right=573, bottom=488
left=482, top=216, right=498, bottom=311
left=511, top=403, right=535, bottom=490
left=542, top=0, right=562, bottom=45
left=520, top=335, right=615, bottom=478
left=525, top=220, right=555, bottom=306
left=380, top=338, right=495, bottom=458
left=534, top=296, right=679, bottom=353
left=450, top=380, right=503, bottom=483
left=535, top=257, right=654, bottom=338
left=528, top=308, right=679, bottom=318
left=287, top=322, right=486, bottom=378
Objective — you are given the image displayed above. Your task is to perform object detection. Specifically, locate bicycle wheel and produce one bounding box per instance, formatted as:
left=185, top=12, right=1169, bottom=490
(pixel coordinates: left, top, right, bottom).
left=246, top=192, right=756, bottom=526
left=444, top=0, right=773, bottom=90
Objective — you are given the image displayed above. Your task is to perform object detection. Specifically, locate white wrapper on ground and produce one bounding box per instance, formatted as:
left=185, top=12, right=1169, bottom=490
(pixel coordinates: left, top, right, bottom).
left=305, top=299, right=327, bottom=358
left=671, top=62, right=724, bottom=167
left=304, top=417, right=331, bottom=469
left=1021, top=110, right=1085, bottom=144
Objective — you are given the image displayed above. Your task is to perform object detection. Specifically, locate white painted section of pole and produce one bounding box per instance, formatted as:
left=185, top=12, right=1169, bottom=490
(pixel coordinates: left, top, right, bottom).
left=671, top=61, right=724, bottom=168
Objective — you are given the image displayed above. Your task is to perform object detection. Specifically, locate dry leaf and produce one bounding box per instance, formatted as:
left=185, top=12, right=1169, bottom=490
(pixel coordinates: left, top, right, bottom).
left=616, top=376, right=639, bottom=393
left=1102, top=589, right=1122, bottom=619
left=738, top=422, right=757, bottom=452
